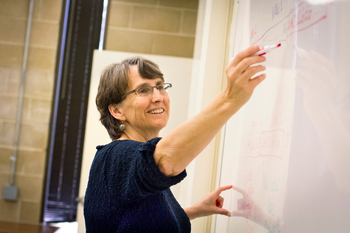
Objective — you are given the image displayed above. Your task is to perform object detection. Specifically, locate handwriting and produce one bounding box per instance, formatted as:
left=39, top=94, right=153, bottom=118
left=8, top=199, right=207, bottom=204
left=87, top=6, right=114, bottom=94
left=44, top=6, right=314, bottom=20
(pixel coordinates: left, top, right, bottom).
left=244, top=129, right=289, bottom=159
left=272, top=0, right=284, bottom=20
left=251, top=0, right=329, bottom=45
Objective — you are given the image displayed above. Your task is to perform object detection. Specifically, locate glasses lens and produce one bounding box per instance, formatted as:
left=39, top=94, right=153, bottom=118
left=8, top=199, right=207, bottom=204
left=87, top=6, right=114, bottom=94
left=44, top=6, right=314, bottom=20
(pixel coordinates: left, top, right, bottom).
left=135, top=83, right=172, bottom=96
left=136, top=87, right=151, bottom=96
left=155, top=85, right=164, bottom=92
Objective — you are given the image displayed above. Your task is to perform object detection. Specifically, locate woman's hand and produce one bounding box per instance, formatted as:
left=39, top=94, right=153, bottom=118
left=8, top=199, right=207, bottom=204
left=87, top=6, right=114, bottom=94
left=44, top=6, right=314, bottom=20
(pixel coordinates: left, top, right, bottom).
left=231, top=186, right=280, bottom=229
left=155, top=46, right=267, bottom=177
left=224, top=45, right=266, bottom=107
left=185, top=185, right=232, bottom=220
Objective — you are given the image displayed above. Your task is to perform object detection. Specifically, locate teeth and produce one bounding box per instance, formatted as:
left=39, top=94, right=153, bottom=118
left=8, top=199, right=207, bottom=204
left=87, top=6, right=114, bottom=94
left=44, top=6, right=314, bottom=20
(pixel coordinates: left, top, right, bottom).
left=149, top=109, right=164, bottom=114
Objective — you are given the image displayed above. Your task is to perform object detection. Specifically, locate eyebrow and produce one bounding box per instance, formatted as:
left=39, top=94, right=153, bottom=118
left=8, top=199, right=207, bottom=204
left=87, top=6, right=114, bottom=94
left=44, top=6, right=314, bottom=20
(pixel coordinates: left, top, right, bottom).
left=134, top=80, right=164, bottom=89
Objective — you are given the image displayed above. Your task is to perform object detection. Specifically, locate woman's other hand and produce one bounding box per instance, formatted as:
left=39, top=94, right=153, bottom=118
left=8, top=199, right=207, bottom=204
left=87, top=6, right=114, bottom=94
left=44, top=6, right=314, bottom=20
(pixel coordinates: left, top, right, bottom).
left=231, top=185, right=280, bottom=229
left=185, top=185, right=232, bottom=220
left=224, top=45, right=266, bottom=107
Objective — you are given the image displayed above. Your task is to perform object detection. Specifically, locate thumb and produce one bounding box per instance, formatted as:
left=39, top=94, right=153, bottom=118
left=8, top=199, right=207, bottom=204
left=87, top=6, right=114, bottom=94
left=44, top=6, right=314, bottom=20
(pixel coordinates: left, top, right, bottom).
left=217, top=207, right=232, bottom=217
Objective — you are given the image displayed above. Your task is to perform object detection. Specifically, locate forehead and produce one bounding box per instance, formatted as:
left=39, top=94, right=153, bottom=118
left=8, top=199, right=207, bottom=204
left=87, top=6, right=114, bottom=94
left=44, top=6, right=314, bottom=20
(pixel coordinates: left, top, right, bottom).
left=128, top=65, right=163, bottom=88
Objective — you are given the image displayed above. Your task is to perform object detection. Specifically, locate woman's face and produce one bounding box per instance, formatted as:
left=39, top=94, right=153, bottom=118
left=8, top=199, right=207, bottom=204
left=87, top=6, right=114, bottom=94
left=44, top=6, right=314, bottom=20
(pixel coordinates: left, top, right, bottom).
left=119, top=65, right=170, bottom=138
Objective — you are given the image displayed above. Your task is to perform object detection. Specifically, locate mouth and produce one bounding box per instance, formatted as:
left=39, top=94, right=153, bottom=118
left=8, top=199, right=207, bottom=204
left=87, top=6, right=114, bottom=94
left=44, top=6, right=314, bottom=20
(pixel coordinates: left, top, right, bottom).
left=148, top=108, right=164, bottom=114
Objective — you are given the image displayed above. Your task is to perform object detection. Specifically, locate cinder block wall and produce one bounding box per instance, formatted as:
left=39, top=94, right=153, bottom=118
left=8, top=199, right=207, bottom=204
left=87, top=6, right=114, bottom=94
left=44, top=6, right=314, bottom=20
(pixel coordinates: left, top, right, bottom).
left=106, top=0, right=197, bottom=57
left=0, top=0, right=197, bottom=224
left=0, top=0, right=62, bottom=223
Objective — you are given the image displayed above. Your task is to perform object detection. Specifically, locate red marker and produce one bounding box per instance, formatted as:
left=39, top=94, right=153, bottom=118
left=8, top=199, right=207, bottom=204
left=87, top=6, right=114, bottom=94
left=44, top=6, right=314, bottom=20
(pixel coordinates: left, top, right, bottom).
left=250, top=43, right=281, bottom=56
left=216, top=200, right=220, bottom=207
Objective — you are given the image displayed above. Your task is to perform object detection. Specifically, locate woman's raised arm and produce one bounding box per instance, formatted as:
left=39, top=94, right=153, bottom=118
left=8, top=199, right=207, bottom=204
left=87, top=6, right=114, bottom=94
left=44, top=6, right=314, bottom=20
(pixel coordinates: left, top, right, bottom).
left=154, top=45, right=266, bottom=176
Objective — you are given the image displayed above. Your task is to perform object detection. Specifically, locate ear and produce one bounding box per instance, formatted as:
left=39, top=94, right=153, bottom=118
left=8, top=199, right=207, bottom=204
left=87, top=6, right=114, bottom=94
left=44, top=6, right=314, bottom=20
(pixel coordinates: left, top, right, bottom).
left=108, top=103, right=125, bottom=121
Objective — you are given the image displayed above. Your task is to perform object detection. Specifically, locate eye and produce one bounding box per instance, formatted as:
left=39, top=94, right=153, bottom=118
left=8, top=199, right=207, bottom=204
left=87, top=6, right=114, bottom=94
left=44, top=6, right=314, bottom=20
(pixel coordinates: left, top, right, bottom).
left=137, top=87, right=150, bottom=95
left=156, top=85, right=164, bottom=91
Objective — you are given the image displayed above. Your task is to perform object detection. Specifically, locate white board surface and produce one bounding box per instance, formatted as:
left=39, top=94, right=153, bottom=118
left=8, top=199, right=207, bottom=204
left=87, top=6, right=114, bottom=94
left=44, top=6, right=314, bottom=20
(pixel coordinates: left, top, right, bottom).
left=216, top=1, right=350, bottom=232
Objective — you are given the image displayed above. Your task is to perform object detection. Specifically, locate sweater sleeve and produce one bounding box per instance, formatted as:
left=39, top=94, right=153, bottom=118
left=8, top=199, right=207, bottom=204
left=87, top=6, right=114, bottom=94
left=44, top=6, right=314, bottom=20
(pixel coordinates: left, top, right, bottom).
left=137, top=137, right=187, bottom=190
left=107, top=138, right=187, bottom=203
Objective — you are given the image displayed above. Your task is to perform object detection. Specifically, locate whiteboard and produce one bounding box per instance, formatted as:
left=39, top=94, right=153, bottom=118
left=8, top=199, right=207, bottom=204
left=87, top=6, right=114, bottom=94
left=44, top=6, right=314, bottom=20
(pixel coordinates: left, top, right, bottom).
left=216, top=0, right=350, bottom=232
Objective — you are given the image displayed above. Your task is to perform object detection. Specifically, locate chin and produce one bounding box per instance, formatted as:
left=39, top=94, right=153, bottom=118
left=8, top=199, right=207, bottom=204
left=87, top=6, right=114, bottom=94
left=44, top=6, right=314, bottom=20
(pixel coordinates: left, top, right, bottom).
left=156, top=122, right=168, bottom=129
left=152, top=120, right=168, bottom=131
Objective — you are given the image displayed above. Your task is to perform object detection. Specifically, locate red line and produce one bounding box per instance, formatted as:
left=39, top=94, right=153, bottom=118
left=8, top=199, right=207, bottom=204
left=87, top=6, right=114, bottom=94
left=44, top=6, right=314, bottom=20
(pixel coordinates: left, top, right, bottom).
left=251, top=1, right=306, bottom=45
left=251, top=1, right=328, bottom=45
left=286, top=15, right=327, bottom=38
left=297, top=1, right=306, bottom=9
left=252, top=35, right=265, bottom=45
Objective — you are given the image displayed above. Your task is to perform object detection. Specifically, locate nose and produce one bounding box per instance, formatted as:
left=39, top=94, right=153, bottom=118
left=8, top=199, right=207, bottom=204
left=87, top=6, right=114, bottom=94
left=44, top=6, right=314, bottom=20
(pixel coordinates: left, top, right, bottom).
left=150, top=87, right=163, bottom=102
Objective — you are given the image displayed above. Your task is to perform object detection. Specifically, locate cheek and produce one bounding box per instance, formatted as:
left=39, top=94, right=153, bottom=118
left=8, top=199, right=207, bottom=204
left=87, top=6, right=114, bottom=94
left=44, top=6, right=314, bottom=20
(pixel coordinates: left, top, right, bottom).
left=164, top=95, right=170, bottom=113
left=132, top=98, right=149, bottom=115
left=123, top=98, right=147, bottom=119
left=164, top=93, right=170, bottom=106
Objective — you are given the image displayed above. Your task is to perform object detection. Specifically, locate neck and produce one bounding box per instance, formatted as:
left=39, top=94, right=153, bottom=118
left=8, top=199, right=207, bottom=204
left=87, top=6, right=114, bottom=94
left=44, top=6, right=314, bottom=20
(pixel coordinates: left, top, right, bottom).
left=120, top=129, right=160, bottom=142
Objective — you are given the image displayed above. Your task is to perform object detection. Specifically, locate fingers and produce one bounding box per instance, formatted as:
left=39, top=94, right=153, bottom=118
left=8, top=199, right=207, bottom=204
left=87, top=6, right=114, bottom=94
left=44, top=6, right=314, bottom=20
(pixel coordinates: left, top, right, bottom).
left=217, top=208, right=232, bottom=217
left=213, top=185, right=231, bottom=209
left=227, top=56, right=266, bottom=83
left=244, top=64, right=266, bottom=76
left=214, top=197, right=231, bottom=216
left=213, top=185, right=232, bottom=217
left=230, top=45, right=260, bottom=67
left=228, top=45, right=266, bottom=79
left=236, top=57, right=266, bottom=79
left=214, top=185, right=233, bottom=196
left=224, top=45, right=267, bottom=103
left=241, top=65, right=266, bottom=85
left=216, top=196, right=224, bottom=207
left=249, top=73, right=266, bottom=89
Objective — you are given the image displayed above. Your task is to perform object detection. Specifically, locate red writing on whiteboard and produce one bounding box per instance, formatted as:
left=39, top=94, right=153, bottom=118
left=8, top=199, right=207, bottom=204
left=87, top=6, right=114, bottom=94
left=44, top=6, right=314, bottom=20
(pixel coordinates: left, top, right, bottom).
left=251, top=0, right=329, bottom=45
left=244, top=129, right=289, bottom=159
left=285, top=1, right=328, bottom=39
left=244, top=170, right=254, bottom=233
left=250, top=24, right=257, bottom=41
left=288, top=3, right=312, bottom=31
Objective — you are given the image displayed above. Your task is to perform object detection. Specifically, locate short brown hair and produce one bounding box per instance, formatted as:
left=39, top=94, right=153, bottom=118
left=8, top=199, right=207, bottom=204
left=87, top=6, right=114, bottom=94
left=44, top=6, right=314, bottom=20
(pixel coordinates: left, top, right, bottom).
left=96, top=56, right=164, bottom=140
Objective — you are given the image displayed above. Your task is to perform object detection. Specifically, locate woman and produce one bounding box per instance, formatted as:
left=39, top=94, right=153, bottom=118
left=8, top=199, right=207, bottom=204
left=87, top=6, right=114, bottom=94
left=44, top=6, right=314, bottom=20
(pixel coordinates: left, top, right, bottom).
left=84, top=45, right=266, bottom=232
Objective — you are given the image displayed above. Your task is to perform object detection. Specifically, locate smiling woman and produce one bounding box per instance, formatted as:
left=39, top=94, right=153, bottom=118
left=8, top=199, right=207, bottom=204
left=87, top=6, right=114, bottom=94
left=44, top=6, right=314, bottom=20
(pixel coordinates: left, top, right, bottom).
left=84, top=47, right=266, bottom=232
left=108, top=66, right=171, bottom=141
left=95, top=57, right=165, bottom=141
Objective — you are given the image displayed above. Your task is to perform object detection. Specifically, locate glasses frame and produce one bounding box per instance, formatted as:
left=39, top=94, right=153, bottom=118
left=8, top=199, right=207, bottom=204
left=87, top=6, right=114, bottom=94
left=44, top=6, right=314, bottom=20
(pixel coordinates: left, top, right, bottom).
left=119, top=83, right=172, bottom=102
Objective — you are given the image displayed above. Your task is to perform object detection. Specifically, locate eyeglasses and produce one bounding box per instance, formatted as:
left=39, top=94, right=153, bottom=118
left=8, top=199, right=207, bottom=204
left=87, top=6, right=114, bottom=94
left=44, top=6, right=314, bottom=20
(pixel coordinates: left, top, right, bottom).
left=120, top=83, right=172, bottom=101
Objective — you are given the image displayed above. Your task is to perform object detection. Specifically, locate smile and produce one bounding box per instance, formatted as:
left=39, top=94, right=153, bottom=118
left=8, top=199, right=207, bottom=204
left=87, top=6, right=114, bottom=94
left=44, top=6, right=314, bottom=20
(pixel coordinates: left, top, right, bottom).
left=148, top=109, right=164, bottom=114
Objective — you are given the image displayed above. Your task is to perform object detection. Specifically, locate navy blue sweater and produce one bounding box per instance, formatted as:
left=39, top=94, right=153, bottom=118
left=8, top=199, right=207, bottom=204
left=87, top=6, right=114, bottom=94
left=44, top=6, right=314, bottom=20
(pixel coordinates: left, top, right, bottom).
left=84, top=137, right=191, bottom=233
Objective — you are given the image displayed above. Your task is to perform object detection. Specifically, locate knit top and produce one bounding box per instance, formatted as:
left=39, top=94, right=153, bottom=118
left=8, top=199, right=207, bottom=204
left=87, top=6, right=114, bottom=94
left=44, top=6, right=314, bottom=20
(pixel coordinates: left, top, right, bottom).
left=84, top=137, right=191, bottom=233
